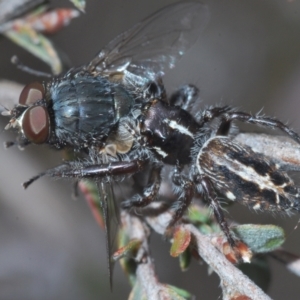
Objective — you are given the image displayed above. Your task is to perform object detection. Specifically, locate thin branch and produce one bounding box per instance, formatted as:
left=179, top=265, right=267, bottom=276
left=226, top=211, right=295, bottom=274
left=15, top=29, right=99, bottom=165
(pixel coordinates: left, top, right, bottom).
left=186, top=224, right=272, bottom=300
left=144, top=205, right=271, bottom=299
left=121, top=211, right=183, bottom=300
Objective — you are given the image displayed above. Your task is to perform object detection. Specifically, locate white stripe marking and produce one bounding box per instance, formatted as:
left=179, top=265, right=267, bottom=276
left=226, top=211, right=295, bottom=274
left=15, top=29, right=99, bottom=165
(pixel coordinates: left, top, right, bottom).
left=164, top=119, right=194, bottom=138
left=153, top=146, right=168, bottom=158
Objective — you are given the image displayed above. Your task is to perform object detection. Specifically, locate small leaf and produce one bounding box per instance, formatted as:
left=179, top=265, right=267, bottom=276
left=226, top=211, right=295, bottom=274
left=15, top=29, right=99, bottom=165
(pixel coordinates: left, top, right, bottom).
left=199, top=223, right=214, bottom=235
left=187, top=204, right=211, bottom=224
left=112, top=239, right=142, bottom=262
left=179, top=248, right=191, bottom=272
left=233, top=224, right=285, bottom=253
left=170, top=226, right=191, bottom=257
left=163, top=284, right=193, bottom=300
left=70, top=0, right=86, bottom=12
left=4, top=27, right=62, bottom=74
left=119, top=257, right=137, bottom=286
left=117, top=224, right=138, bottom=285
left=26, top=9, right=80, bottom=34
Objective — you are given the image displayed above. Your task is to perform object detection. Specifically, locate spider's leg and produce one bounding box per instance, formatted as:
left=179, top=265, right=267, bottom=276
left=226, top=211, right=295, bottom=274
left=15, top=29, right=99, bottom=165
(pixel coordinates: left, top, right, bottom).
left=194, top=106, right=234, bottom=135
left=218, top=111, right=300, bottom=143
left=199, top=175, right=236, bottom=247
left=168, top=166, right=195, bottom=227
left=169, top=84, right=199, bottom=111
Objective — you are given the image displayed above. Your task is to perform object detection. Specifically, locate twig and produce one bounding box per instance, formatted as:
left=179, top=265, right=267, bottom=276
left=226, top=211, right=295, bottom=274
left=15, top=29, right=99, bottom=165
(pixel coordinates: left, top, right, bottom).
left=121, top=212, right=182, bottom=300
left=144, top=205, right=271, bottom=299
left=186, top=224, right=272, bottom=300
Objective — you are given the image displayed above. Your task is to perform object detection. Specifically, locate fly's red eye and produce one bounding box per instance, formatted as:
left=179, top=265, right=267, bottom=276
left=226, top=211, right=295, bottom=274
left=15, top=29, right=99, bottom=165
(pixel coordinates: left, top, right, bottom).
left=22, top=106, right=50, bottom=144
left=19, top=82, right=45, bottom=105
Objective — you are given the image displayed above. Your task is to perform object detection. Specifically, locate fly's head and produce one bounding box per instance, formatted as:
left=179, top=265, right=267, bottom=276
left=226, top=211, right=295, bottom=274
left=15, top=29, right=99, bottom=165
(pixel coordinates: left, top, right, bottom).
left=4, top=82, right=51, bottom=148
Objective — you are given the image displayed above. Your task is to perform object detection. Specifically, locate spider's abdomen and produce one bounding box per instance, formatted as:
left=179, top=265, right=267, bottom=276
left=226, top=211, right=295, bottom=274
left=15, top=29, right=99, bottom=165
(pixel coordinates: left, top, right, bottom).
left=198, top=136, right=300, bottom=212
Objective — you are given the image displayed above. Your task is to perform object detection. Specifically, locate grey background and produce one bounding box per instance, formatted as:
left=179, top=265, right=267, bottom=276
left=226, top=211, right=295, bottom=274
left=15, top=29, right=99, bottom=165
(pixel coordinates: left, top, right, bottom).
left=1, top=0, right=300, bottom=299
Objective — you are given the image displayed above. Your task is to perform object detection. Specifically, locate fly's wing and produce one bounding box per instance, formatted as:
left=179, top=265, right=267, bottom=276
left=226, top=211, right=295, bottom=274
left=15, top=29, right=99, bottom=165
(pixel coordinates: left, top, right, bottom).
left=96, top=180, right=119, bottom=289
left=86, top=1, right=209, bottom=84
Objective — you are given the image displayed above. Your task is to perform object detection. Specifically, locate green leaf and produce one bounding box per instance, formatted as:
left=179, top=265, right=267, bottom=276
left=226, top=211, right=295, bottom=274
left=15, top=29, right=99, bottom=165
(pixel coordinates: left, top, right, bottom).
left=4, top=27, right=62, bottom=74
left=119, top=256, right=137, bottom=286
left=170, top=226, right=191, bottom=257
left=198, top=223, right=214, bottom=235
left=164, top=285, right=194, bottom=300
left=112, top=239, right=142, bottom=262
left=233, top=224, right=285, bottom=253
left=70, top=0, right=86, bottom=12
left=187, top=205, right=211, bottom=224
left=117, top=225, right=138, bottom=285
left=129, top=282, right=193, bottom=299
left=179, top=248, right=191, bottom=272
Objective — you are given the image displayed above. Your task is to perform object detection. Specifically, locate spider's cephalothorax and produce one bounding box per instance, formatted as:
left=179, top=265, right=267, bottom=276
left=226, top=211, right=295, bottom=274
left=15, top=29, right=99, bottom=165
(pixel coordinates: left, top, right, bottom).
left=3, top=0, right=300, bottom=282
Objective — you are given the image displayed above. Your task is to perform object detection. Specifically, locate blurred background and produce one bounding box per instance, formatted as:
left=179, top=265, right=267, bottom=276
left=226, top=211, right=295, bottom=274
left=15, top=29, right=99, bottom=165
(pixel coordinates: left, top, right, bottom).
left=0, top=0, right=300, bottom=299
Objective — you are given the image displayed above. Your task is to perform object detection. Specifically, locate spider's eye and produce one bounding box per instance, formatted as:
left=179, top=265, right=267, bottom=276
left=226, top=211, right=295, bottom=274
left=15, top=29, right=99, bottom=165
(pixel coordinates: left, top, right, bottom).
left=19, top=82, right=45, bottom=105
left=22, top=106, right=50, bottom=144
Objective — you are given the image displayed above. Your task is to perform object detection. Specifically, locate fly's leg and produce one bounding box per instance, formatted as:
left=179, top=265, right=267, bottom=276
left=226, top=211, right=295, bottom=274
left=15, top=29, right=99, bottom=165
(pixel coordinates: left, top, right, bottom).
left=23, top=160, right=146, bottom=189
left=121, top=164, right=162, bottom=209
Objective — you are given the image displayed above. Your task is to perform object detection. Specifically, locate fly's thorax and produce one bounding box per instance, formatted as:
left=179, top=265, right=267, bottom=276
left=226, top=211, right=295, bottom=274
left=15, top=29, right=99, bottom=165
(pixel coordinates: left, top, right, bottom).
left=48, top=73, right=135, bottom=149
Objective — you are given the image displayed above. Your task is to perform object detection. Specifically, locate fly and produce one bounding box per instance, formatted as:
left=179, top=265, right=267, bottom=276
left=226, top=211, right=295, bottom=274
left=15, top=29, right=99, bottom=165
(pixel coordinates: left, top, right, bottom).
left=2, top=1, right=210, bottom=287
